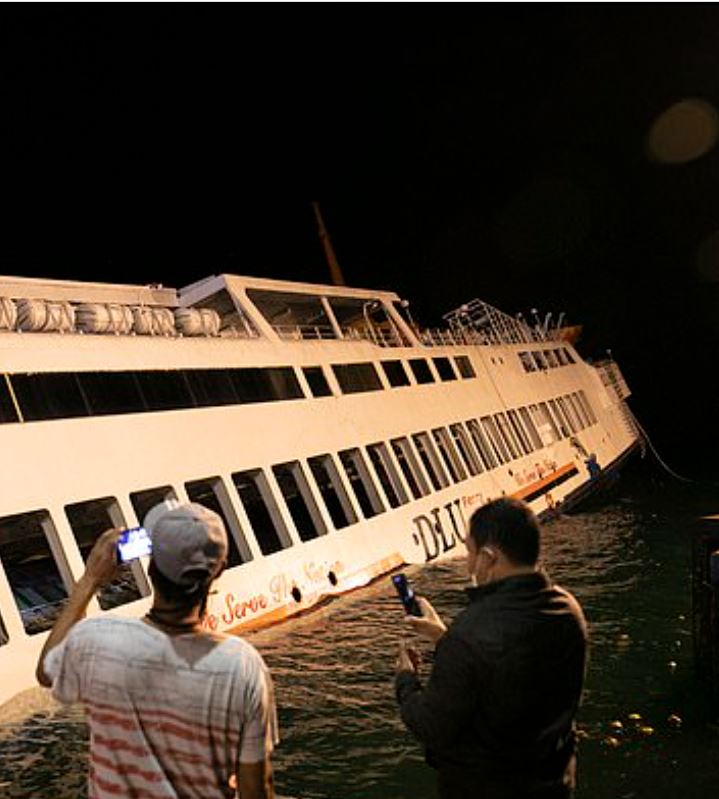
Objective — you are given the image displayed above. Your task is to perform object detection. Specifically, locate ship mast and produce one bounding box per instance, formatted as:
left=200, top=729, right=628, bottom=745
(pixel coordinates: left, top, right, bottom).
left=312, top=201, right=346, bottom=286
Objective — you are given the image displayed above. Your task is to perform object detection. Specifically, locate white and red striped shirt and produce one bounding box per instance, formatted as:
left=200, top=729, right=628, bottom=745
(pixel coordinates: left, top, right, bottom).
left=45, top=617, right=278, bottom=799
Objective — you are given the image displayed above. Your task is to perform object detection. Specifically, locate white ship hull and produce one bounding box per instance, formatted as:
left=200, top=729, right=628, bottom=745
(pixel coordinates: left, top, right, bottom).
left=0, top=272, right=639, bottom=708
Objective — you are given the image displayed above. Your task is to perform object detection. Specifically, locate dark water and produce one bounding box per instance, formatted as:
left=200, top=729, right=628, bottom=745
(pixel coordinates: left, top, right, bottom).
left=2, top=464, right=719, bottom=799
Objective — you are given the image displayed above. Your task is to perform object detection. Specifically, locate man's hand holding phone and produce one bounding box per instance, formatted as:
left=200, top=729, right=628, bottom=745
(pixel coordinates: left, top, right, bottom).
left=391, top=573, right=423, bottom=617
left=405, top=596, right=447, bottom=645
left=116, top=526, right=152, bottom=563
left=391, top=572, right=447, bottom=645
left=83, top=528, right=123, bottom=591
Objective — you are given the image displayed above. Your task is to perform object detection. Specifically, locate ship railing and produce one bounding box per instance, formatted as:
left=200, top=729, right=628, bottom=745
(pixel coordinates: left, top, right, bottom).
left=218, top=325, right=261, bottom=340
left=272, top=318, right=570, bottom=349
left=274, top=324, right=339, bottom=341
left=273, top=323, right=405, bottom=347
left=594, top=359, right=631, bottom=400
left=442, top=298, right=567, bottom=345
left=418, top=327, right=490, bottom=347
left=341, top=325, right=404, bottom=347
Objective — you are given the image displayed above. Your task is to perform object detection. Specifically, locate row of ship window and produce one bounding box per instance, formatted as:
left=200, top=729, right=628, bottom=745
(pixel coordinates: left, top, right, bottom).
left=0, top=355, right=476, bottom=424
left=519, top=347, right=576, bottom=372
left=0, top=387, right=596, bottom=645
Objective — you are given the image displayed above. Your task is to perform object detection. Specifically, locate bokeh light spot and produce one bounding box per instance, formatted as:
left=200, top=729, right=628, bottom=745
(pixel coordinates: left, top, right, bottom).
left=647, top=98, right=719, bottom=164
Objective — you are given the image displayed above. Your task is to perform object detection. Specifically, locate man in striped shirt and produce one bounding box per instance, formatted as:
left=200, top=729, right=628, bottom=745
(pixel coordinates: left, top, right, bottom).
left=36, top=502, right=278, bottom=799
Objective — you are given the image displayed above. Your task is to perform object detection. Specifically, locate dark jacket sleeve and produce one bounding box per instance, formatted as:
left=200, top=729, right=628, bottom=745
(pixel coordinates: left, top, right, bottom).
left=395, top=632, right=478, bottom=751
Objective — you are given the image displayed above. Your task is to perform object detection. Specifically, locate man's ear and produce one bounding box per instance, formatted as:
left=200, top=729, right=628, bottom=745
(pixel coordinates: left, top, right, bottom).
left=208, top=562, right=226, bottom=596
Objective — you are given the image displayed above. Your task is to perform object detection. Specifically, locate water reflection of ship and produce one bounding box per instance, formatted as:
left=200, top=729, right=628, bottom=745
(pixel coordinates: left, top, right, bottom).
left=0, top=249, right=639, bottom=708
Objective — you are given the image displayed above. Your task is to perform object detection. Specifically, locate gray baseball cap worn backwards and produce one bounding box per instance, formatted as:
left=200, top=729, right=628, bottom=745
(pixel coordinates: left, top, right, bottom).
left=143, top=501, right=228, bottom=587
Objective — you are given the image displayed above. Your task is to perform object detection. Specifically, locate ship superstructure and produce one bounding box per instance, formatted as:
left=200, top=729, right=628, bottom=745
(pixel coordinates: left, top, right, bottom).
left=0, top=271, right=639, bottom=707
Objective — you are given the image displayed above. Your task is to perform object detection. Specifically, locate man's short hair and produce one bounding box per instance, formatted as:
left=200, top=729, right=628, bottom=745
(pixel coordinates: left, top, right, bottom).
left=147, top=559, right=214, bottom=610
left=468, top=497, right=540, bottom=566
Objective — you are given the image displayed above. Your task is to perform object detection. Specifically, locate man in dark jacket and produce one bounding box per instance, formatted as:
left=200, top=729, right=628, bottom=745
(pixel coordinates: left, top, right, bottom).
left=395, top=497, right=588, bottom=799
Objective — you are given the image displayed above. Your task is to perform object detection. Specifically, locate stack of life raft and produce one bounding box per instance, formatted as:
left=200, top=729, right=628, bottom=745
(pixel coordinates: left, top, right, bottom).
left=0, top=298, right=221, bottom=337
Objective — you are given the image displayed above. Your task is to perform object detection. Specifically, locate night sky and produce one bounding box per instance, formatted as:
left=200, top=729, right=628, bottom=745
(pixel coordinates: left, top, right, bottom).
left=2, top=5, right=719, bottom=476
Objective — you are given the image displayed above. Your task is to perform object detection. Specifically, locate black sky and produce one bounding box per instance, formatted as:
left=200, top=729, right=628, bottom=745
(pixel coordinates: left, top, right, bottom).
left=2, top=5, right=719, bottom=475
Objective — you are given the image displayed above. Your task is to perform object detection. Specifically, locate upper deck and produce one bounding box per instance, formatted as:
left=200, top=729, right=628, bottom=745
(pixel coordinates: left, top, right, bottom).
left=0, top=271, right=573, bottom=360
left=0, top=271, right=598, bottom=433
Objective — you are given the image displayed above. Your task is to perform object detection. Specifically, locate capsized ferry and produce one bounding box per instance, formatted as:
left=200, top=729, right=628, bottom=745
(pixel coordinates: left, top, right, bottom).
left=0, top=271, right=640, bottom=707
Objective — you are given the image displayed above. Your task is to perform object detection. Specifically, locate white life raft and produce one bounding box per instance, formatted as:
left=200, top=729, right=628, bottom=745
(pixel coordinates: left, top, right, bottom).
left=132, top=306, right=176, bottom=336
left=174, top=308, right=221, bottom=337
left=75, top=303, right=133, bottom=335
left=17, top=299, right=76, bottom=333
left=0, top=297, right=17, bottom=331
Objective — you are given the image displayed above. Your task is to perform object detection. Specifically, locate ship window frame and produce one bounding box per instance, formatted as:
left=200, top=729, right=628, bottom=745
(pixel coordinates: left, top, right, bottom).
left=10, top=373, right=90, bottom=421
left=307, top=454, right=358, bottom=530
left=185, top=476, right=253, bottom=566
left=556, top=396, right=579, bottom=434
left=0, top=509, right=73, bottom=636
left=557, top=395, right=578, bottom=432
left=568, top=392, right=589, bottom=428
left=494, top=412, right=521, bottom=460
left=408, top=358, right=435, bottom=385
left=65, top=496, right=149, bottom=610
left=366, top=442, right=409, bottom=508
left=564, top=393, right=586, bottom=430
left=380, top=360, right=411, bottom=388
left=544, top=349, right=559, bottom=368
left=390, top=437, right=430, bottom=498
left=411, top=431, right=450, bottom=491
left=81, top=371, right=147, bottom=415
left=272, top=461, right=328, bottom=542
left=480, top=415, right=510, bottom=464
left=519, top=352, right=537, bottom=373
left=449, top=422, right=482, bottom=475
left=136, top=370, right=195, bottom=411
left=332, top=362, right=383, bottom=394
left=576, top=393, right=591, bottom=428
left=519, top=406, right=543, bottom=450
left=454, top=355, right=476, bottom=379
left=432, top=357, right=457, bottom=382
left=0, top=375, right=20, bottom=424
left=302, top=366, right=333, bottom=398
left=547, top=399, right=571, bottom=438
left=185, top=369, right=239, bottom=407
left=5, top=365, right=308, bottom=425
left=466, top=418, right=498, bottom=470
left=431, top=427, right=467, bottom=482
left=338, top=448, right=385, bottom=518
left=536, top=401, right=561, bottom=443
left=129, top=486, right=179, bottom=529
left=231, top=468, right=292, bottom=555
left=247, top=288, right=337, bottom=341
left=531, top=351, right=548, bottom=371
left=507, top=409, right=534, bottom=454
left=231, top=367, right=304, bottom=403
left=578, top=390, right=597, bottom=424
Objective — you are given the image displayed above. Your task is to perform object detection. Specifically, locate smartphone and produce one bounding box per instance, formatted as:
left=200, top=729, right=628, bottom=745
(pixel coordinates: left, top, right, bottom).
left=391, top=572, right=422, bottom=617
left=116, top=526, right=152, bottom=563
